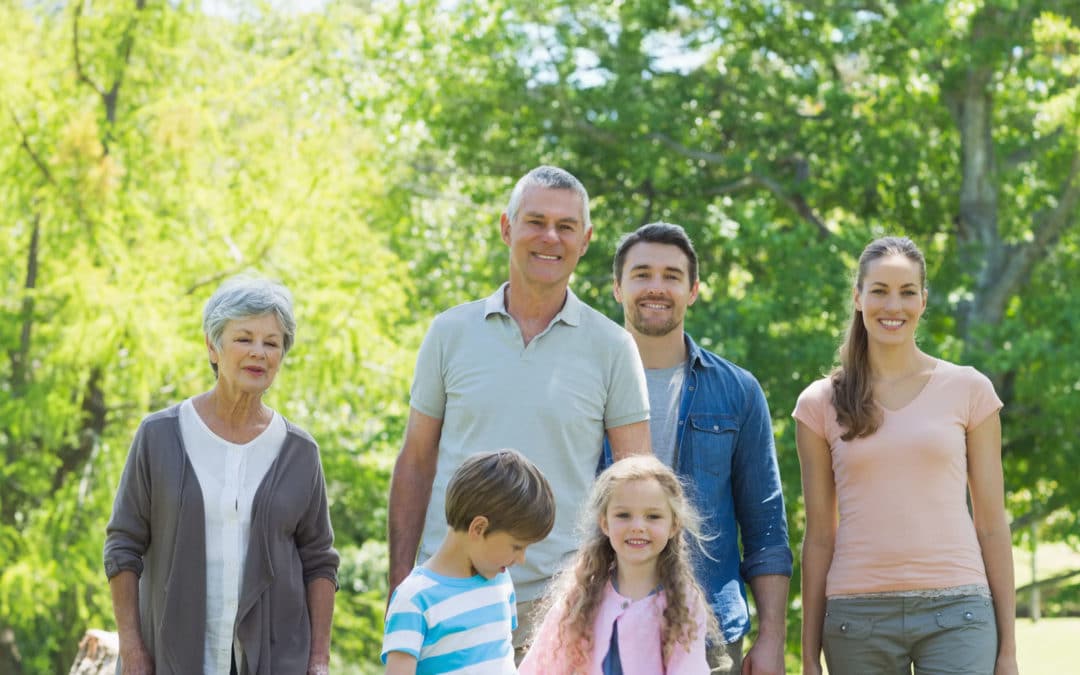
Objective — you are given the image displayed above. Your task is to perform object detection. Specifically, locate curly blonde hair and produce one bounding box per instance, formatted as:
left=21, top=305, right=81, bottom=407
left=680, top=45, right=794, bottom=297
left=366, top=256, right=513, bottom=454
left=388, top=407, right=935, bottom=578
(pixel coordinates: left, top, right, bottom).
left=533, top=455, right=720, bottom=667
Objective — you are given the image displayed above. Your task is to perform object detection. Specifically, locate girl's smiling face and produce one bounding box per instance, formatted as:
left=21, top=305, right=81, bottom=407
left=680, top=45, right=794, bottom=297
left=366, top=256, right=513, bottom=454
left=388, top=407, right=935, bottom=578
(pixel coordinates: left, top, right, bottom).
left=600, top=477, right=677, bottom=570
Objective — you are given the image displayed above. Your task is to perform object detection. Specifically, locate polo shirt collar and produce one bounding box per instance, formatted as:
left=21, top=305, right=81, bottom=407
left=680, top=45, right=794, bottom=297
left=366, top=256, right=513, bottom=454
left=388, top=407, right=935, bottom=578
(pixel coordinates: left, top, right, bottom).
left=483, top=282, right=583, bottom=327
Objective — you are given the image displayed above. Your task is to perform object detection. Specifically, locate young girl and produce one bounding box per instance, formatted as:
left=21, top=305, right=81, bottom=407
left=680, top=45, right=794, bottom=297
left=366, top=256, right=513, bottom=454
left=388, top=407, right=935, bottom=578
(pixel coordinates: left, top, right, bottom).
left=794, top=236, right=1017, bottom=675
left=518, top=455, right=717, bottom=675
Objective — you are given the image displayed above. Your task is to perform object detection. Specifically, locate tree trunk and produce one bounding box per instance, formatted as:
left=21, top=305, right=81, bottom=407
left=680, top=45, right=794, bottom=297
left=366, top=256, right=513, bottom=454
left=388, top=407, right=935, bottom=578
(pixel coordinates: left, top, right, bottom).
left=67, top=630, right=118, bottom=675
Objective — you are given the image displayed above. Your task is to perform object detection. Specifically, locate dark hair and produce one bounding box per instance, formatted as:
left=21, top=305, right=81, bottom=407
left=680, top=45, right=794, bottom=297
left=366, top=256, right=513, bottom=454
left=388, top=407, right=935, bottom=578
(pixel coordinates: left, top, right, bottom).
left=612, top=222, right=698, bottom=285
left=831, top=236, right=927, bottom=440
left=445, top=449, right=556, bottom=542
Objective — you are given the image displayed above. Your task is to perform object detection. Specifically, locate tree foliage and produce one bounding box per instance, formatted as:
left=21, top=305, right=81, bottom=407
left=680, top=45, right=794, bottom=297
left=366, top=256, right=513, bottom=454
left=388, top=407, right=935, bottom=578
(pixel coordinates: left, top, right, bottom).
left=0, top=1, right=416, bottom=670
left=1, top=0, right=1079, bottom=671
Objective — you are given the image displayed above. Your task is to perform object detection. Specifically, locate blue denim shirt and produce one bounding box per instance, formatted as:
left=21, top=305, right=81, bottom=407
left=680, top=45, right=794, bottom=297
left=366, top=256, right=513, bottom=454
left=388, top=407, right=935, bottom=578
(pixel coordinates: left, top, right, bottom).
left=602, top=334, right=792, bottom=643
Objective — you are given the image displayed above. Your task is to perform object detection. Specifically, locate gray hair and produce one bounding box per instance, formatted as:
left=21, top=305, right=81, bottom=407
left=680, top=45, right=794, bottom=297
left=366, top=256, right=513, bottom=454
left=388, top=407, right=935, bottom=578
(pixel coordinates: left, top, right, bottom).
left=505, top=165, right=592, bottom=231
left=203, top=276, right=296, bottom=376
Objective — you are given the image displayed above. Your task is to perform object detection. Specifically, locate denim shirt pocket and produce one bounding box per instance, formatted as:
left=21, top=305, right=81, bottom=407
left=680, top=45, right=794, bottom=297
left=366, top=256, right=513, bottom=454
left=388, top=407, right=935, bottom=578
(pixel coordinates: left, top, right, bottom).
left=686, top=414, right=739, bottom=477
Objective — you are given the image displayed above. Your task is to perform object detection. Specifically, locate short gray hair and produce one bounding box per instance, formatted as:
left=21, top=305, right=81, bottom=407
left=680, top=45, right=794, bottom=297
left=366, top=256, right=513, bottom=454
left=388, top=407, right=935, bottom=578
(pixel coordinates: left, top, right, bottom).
left=505, top=165, right=591, bottom=231
left=203, top=276, right=296, bottom=376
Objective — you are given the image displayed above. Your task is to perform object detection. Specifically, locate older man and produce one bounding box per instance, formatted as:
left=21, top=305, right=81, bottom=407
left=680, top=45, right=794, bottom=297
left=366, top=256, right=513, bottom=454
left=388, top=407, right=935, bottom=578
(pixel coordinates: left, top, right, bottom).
left=608, top=222, right=792, bottom=675
left=388, top=166, right=651, bottom=658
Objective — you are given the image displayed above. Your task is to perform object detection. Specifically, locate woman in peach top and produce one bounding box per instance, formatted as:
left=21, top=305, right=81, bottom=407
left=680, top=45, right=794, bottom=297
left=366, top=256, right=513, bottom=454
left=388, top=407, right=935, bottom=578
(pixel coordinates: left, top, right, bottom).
left=793, top=236, right=1017, bottom=675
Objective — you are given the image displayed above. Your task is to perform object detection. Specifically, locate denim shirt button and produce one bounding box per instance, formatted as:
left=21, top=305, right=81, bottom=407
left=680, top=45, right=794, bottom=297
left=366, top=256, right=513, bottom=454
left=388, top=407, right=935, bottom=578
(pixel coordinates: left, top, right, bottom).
left=839, top=623, right=848, bottom=632
left=963, top=611, right=974, bottom=621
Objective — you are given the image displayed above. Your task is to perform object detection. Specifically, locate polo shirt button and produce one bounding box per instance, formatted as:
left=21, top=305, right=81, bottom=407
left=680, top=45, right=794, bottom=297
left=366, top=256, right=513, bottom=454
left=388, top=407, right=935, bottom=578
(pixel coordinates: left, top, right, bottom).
left=622, top=601, right=629, bottom=609
left=712, top=425, right=719, bottom=430
left=839, top=623, right=847, bottom=632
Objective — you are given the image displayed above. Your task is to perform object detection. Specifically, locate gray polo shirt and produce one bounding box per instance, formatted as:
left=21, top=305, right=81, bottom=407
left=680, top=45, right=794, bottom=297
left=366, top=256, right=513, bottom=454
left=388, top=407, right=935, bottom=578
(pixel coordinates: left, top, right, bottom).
left=410, top=282, right=650, bottom=601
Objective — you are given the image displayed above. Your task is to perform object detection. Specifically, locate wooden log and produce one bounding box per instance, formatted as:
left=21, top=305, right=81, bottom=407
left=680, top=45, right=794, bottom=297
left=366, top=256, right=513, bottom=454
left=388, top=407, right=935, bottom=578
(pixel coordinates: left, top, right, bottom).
left=68, top=630, right=118, bottom=675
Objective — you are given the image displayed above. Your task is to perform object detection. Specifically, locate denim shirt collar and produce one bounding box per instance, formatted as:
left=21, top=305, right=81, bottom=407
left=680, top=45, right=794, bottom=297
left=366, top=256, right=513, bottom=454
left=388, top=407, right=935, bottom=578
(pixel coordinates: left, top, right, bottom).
left=684, top=332, right=712, bottom=371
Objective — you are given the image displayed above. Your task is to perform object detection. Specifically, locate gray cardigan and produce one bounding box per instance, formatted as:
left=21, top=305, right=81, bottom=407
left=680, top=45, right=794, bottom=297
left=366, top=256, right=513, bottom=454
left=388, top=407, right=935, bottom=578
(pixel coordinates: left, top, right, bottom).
left=104, top=405, right=339, bottom=674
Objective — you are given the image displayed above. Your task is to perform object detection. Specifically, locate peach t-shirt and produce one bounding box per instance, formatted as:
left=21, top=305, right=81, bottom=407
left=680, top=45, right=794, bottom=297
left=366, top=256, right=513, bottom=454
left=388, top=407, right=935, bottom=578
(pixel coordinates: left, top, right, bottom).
left=793, top=359, right=1003, bottom=596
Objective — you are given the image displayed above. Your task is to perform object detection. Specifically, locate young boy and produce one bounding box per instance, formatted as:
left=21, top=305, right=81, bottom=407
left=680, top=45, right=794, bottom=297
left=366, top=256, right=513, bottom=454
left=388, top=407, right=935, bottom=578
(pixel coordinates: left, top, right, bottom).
left=382, top=449, right=556, bottom=674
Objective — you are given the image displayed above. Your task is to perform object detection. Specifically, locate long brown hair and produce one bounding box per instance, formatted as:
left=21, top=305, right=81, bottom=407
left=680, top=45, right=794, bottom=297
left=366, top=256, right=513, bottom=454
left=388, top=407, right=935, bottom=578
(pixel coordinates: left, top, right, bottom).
left=831, top=236, right=926, bottom=440
left=535, top=456, right=720, bottom=667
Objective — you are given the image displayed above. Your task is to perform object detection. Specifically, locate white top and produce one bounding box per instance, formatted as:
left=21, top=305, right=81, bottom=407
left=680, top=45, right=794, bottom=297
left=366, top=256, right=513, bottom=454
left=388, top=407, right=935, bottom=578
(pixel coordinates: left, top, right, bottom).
left=180, top=398, right=286, bottom=675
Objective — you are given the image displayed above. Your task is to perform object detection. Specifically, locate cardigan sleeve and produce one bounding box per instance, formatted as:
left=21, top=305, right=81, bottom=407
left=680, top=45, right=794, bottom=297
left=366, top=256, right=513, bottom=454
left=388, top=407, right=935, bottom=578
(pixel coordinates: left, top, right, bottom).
left=103, top=420, right=153, bottom=579
left=519, top=599, right=576, bottom=674
left=295, top=439, right=340, bottom=589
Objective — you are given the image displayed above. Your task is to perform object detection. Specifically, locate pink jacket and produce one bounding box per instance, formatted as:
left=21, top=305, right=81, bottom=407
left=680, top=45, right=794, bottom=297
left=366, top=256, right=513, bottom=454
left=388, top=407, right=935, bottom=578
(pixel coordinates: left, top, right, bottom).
left=518, top=580, right=709, bottom=675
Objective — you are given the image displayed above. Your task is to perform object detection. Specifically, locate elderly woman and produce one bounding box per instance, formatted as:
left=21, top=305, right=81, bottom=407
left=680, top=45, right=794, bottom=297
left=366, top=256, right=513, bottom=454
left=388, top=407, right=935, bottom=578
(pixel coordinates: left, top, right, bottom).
left=104, top=276, right=339, bottom=675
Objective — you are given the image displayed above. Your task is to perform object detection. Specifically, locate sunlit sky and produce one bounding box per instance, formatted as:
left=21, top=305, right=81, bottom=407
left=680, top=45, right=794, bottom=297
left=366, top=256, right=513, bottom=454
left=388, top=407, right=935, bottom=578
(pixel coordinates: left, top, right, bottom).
left=201, top=0, right=330, bottom=18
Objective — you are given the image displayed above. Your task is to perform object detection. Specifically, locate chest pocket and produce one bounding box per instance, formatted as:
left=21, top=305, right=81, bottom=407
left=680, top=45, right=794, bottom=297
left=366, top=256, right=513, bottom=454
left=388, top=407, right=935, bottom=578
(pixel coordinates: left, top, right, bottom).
left=686, top=414, right=739, bottom=477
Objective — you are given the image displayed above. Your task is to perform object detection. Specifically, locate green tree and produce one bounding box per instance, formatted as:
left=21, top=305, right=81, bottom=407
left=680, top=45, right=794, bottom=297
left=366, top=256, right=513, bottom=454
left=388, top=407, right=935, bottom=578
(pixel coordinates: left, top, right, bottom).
left=0, top=1, right=417, bottom=670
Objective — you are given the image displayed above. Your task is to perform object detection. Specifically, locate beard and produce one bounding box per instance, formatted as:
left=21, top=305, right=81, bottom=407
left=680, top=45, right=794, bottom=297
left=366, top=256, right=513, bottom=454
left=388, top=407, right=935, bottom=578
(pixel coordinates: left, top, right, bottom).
left=626, top=304, right=681, bottom=337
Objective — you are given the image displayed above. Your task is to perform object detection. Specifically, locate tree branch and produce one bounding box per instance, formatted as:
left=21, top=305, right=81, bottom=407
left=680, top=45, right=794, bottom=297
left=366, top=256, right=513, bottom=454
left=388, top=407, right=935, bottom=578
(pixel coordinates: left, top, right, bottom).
left=1015, top=567, right=1080, bottom=594
left=72, top=1, right=107, bottom=100
left=1004, top=129, right=1062, bottom=168
left=706, top=173, right=830, bottom=238
left=73, top=0, right=148, bottom=147
left=1008, top=494, right=1074, bottom=531
left=10, top=215, right=40, bottom=393
left=644, top=132, right=726, bottom=164
left=7, top=107, right=56, bottom=186
left=103, top=0, right=148, bottom=125
left=183, top=241, right=275, bottom=296
left=52, top=368, right=107, bottom=493
left=973, top=149, right=1080, bottom=330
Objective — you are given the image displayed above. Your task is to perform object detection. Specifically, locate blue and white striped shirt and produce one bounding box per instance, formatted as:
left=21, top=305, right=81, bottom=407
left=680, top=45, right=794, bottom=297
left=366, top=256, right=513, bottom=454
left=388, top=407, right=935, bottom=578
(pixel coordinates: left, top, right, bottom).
left=382, top=567, right=517, bottom=674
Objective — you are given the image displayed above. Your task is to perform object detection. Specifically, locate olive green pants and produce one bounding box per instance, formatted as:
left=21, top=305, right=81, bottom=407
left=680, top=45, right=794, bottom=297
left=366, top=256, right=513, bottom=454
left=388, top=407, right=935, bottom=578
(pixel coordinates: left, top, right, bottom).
left=823, top=595, right=997, bottom=674
left=707, top=636, right=744, bottom=674
left=513, top=599, right=540, bottom=666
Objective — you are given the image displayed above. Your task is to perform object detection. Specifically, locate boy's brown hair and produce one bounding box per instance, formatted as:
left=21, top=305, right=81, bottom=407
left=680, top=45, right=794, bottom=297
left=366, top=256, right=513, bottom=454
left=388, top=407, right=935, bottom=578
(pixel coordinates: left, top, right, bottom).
left=444, top=449, right=556, bottom=542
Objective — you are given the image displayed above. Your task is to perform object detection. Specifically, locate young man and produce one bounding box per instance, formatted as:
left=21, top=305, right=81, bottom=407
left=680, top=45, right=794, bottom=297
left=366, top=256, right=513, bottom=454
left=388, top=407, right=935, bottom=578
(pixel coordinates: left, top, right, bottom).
left=609, top=222, right=793, bottom=675
left=382, top=450, right=555, bottom=674
left=388, top=166, right=650, bottom=659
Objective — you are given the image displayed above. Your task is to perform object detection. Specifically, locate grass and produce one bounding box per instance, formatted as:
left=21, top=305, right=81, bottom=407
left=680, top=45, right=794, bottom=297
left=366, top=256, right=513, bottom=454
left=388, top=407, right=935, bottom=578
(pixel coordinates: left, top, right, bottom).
left=1015, top=617, right=1078, bottom=675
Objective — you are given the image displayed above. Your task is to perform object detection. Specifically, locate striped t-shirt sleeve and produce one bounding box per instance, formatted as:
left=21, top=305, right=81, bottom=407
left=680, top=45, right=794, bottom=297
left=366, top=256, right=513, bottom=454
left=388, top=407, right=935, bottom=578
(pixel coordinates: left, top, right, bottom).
left=382, top=576, right=435, bottom=662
